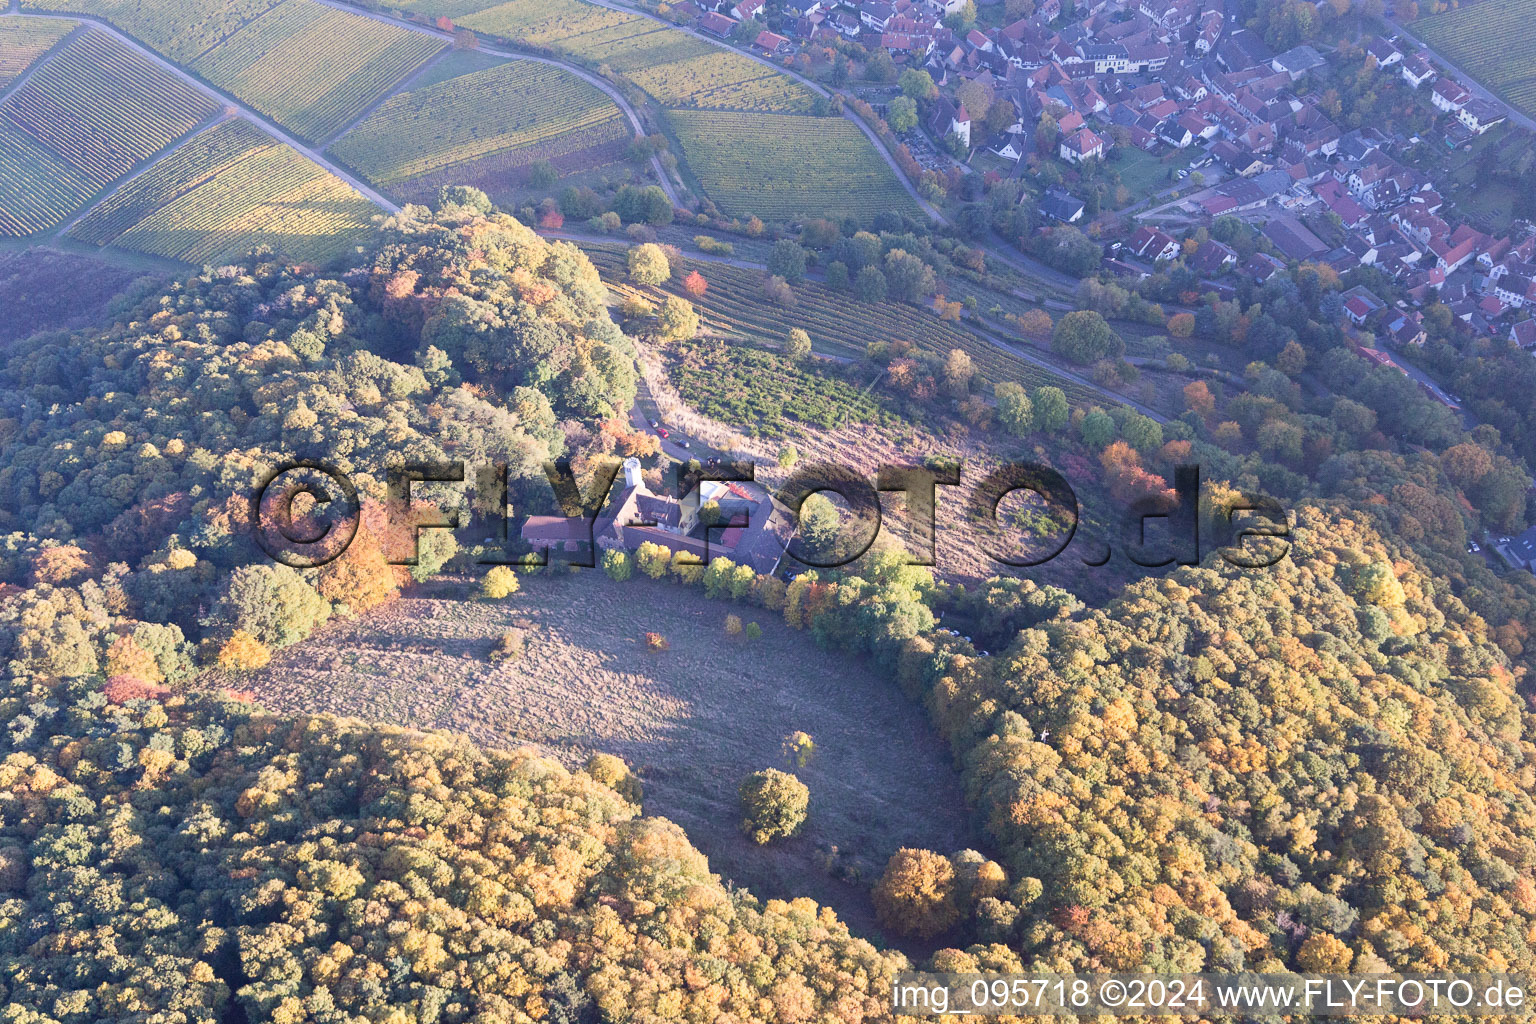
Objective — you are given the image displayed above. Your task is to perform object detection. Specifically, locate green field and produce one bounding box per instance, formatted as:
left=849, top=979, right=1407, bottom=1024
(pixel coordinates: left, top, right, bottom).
left=0, top=28, right=216, bottom=235
left=666, top=110, right=915, bottom=221
left=0, top=16, right=75, bottom=89
left=1416, top=0, right=1536, bottom=119
left=328, top=60, right=627, bottom=189
left=19, top=0, right=286, bottom=63
left=69, top=118, right=377, bottom=263
left=191, top=0, right=443, bottom=142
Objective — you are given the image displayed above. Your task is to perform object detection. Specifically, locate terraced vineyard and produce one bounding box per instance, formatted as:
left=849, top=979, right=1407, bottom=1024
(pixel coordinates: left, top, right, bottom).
left=1416, top=0, right=1536, bottom=119
left=69, top=118, right=376, bottom=263
left=585, top=247, right=1101, bottom=407
left=0, top=16, right=75, bottom=89
left=191, top=0, right=443, bottom=142
left=329, top=60, right=627, bottom=192
left=19, top=0, right=286, bottom=62
left=666, top=110, right=915, bottom=221
left=0, top=28, right=216, bottom=235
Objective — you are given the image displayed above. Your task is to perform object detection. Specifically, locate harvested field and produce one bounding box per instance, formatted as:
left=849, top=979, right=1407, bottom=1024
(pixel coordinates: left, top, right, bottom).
left=213, top=572, right=981, bottom=937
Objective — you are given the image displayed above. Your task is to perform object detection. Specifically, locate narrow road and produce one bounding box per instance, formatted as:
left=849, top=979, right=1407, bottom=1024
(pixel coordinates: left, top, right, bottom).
left=312, top=0, right=680, bottom=205
left=20, top=11, right=404, bottom=213
left=1389, top=18, right=1535, bottom=134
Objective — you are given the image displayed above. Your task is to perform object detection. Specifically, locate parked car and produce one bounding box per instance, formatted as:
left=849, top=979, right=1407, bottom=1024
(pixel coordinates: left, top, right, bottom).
left=656, top=427, right=669, bottom=438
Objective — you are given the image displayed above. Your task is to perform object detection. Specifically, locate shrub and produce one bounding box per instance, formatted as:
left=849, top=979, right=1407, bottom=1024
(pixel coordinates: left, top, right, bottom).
left=480, top=566, right=521, bottom=599
left=739, top=768, right=809, bottom=844
left=725, top=613, right=743, bottom=635
left=745, top=621, right=763, bottom=640
left=490, top=628, right=526, bottom=661
left=217, top=630, right=271, bottom=671
left=782, top=730, right=815, bottom=768
left=785, top=327, right=811, bottom=361
left=602, top=548, right=633, bottom=581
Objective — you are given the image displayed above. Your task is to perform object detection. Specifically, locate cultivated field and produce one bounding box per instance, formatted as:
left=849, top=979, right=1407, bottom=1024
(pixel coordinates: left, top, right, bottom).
left=70, top=118, right=376, bottom=263
left=666, top=110, right=914, bottom=220
left=191, top=0, right=443, bottom=142
left=212, top=572, right=979, bottom=933
left=667, top=337, right=900, bottom=437
left=1416, top=0, right=1536, bottom=118
left=0, top=15, right=74, bottom=89
left=0, top=122, right=95, bottom=235
left=0, top=28, right=215, bottom=235
left=328, top=60, right=628, bottom=190
left=19, top=0, right=286, bottom=63
left=399, top=0, right=816, bottom=111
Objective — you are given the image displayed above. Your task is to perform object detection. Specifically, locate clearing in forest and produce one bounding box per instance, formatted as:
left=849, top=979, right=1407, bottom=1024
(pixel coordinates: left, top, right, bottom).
left=213, top=572, right=980, bottom=935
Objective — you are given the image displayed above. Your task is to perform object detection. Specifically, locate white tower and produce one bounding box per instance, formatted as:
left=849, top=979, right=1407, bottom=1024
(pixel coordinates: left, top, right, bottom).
left=622, top=457, right=643, bottom=490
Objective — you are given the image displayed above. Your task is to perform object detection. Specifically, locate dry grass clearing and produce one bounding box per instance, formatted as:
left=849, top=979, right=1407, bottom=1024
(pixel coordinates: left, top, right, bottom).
left=210, top=571, right=979, bottom=939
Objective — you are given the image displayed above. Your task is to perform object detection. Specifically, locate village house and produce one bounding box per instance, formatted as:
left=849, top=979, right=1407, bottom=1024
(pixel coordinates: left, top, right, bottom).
left=1431, top=78, right=1470, bottom=113
left=1458, top=99, right=1507, bottom=135
left=1059, top=125, right=1104, bottom=162
left=1128, top=224, right=1180, bottom=262
left=1400, top=52, right=1434, bottom=89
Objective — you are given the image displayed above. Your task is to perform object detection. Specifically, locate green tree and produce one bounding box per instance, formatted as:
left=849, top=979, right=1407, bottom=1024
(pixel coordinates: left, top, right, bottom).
left=995, top=382, right=1034, bottom=435
left=1079, top=407, right=1117, bottom=447
left=768, top=239, right=808, bottom=283
left=884, top=249, right=935, bottom=303
left=1052, top=310, right=1124, bottom=364
left=854, top=266, right=888, bottom=303
left=899, top=68, right=937, bottom=100
left=739, top=768, right=809, bottom=844
left=1033, top=385, right=1070, bottom=431
left=614, top=184, right=673, bottom=225
left=214, top=564, right=330, bottom=648
left=887, top=95, right=919, bottom=133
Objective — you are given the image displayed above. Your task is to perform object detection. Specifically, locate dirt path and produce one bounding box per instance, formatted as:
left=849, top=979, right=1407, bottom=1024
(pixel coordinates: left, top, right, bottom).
left=309, top=0, right=681, bottom=206
left=20, top=11, right=404, bottom=213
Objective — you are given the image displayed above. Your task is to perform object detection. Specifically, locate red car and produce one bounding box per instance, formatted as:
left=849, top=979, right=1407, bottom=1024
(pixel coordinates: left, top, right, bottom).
left=656, top=427, right=669, bottom=438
